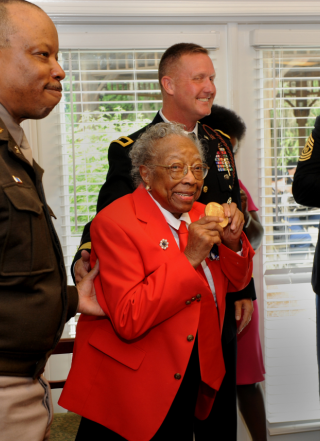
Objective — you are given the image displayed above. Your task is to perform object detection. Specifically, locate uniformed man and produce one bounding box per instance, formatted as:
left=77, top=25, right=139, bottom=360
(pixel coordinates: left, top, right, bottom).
left=292, top=114, right=320, bottom=394
left=0, top=1, right=104, bottom=440
left=73, top=43, right=254, bottom=440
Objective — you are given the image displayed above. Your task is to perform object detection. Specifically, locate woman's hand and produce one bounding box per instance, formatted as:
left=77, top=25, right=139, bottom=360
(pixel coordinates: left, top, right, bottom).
left=221, top=202, right=244, bottom=252
left=184, top=216, right=224, bottom=268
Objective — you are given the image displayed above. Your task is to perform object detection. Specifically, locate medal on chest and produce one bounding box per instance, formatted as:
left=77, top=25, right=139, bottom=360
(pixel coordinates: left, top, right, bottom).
left=215, top=143, right=233, bottom=174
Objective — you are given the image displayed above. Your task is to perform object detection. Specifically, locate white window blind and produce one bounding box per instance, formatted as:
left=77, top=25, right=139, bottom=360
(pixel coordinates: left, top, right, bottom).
left=57, top=47, right=219, bottom=284
left=257, top=48, right=320, bottom=423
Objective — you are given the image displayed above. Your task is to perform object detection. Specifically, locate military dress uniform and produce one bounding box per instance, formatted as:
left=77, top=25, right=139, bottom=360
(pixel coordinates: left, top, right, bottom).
left=292, top=115, right=320, bottom=393
left=72, top=111, right=254, bottom=440
left=0, top=106, right=79, bottom=441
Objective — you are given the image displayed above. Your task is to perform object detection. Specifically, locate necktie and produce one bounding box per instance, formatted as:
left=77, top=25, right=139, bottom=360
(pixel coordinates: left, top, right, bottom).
left=177, top=220, right=225, bottom=390
left=178, top=220, right=189, bottom=252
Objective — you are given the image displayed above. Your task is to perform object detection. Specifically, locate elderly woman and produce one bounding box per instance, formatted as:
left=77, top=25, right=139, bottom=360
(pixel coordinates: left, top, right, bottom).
left=59, top=123, right=254, bottom=441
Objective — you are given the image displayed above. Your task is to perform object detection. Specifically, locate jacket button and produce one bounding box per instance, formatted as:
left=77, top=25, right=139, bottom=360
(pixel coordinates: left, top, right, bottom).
left=174, top=373, right=182, bottom=380
left=191, top=297, right=196, bottom=302
left=224, top=174, right=229, bottom=180
left=185, top=300, right=191, bottom=305
left=203, top=186, right=208, bottom=193
left=196, top=294, right=201, bottom=299
left=187, top=335, right=194, bottom=342
left=229, top=185, right=232, bottom=189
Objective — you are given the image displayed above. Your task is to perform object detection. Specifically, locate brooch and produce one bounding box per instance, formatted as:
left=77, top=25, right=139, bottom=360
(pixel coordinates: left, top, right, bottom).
left=159, top=239, right=169, bottom=250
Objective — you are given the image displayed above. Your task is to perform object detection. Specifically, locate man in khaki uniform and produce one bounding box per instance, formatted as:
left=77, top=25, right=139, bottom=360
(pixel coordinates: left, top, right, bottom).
left=0, top=1, right=104, bottom=440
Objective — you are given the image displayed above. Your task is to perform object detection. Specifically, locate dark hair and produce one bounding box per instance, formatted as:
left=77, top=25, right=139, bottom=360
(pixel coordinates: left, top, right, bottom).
left=0, top=0, right=42, bottom=48
left=158, top=43, right=208, bottom=90
left=200, top=104, right=246, bottom=142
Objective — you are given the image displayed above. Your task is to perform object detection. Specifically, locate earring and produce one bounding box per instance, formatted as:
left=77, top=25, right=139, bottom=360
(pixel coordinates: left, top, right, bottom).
left=145, top=185, right=151, bottom=191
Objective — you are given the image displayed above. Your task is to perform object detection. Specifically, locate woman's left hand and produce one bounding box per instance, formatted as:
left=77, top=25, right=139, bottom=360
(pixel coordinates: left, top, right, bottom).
left=221, top=202, right=244, bottom=252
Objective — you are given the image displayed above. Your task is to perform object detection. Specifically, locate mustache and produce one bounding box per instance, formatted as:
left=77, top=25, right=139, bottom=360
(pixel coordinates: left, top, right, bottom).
left=45, top=84, right=63, bottom=92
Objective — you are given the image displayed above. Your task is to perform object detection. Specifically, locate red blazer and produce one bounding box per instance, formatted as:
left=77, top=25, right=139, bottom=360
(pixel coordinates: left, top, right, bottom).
left=59, top=186, right=254, bottom=441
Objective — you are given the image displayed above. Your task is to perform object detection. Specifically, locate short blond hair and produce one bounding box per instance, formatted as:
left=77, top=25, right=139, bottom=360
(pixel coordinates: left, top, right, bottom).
left=158, top=43, right=208, bottom=90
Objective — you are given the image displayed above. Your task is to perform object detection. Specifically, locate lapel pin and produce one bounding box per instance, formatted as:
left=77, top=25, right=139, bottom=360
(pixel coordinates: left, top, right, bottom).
left=0, top=128, right=3, bottom=134
left=12, top=175, right=23, bottom=184
left=14, top=145, right=21, bottom=154
left=159, top=239, right=169, bottom=250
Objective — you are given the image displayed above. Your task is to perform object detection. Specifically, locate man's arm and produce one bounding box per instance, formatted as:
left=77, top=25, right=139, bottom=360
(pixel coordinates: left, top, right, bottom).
left=293, top=115, right=320, bottom=208
left=97, top=138, right=135, bottom=212
left=71, top=137, right=136, bottom=282
left=240, top=189, right=264, bottom=251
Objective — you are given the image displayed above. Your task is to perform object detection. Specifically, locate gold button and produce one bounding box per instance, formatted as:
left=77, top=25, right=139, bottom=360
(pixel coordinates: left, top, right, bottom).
left=187, top=335, right=194, bottom=342
left=191, top=297, right=196, bottom=302
left=14, top=146, right=21, bottom=154
left=0, top=128, right=4, bottom=134
left=196, top=294, right=201, bottom=299
left=224, top=174, right=229, bottom=180
left=229, top=185, right=232, bottom=190
left=203, top=186, right=208, bottom=193
left=185, top=300, right=191, bottom=305
left=174, top=373, right=182, bottom=380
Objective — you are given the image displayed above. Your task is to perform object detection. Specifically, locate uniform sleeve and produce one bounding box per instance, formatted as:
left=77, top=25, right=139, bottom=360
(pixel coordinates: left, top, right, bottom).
left=292, top=116, right=320, bottom=208
left=66, top=285, right=79, bottom=321
left=70, top=221, right=92, bottom=283
left=70, top=140, right=135, bottom=281
left=97, top=141, right=135, bottom=212
left=219, top=232, right=254, bottom=294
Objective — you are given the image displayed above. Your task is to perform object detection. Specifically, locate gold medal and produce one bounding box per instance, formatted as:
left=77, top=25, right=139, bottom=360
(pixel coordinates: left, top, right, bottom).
left=205, top=202, right=228, bottom=228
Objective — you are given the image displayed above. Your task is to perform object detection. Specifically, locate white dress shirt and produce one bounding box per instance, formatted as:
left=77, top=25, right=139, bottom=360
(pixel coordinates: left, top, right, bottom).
left=159, top=108, right=199, bottom=139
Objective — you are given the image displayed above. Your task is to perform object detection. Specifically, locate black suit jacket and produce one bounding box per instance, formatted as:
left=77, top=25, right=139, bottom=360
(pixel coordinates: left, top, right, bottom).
left=293, top=115, right=320, bottom=295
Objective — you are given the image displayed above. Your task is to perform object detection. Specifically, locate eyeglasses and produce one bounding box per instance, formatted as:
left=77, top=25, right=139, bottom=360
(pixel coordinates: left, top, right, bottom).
left=150, top=162, right=210, bottom=180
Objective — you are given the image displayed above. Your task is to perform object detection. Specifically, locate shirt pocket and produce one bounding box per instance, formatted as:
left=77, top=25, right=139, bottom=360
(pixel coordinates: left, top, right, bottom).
left=0, top=183, right=55, bottom=276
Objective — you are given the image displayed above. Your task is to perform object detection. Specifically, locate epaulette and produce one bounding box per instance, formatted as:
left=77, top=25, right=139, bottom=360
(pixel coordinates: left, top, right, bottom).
left=214, top=129, right=230, bottom=140
left=112, top=136, right=134, bottom=148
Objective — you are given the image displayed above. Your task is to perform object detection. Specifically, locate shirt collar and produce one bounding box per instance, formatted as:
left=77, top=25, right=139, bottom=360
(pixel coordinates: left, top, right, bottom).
left=159, top=108, right=198, bottom=138
left=148, top=190, right=191, bottom=230
left=0, top=103, right=24, bottom=147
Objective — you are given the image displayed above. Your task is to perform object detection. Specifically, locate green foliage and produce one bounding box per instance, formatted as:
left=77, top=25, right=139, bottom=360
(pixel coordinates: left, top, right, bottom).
left=65, top=106, right=153, bottom=235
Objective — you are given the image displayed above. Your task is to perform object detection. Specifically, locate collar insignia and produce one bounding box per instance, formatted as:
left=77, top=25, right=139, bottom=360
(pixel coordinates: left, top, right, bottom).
left=12, top=176, right=23, bottom=184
